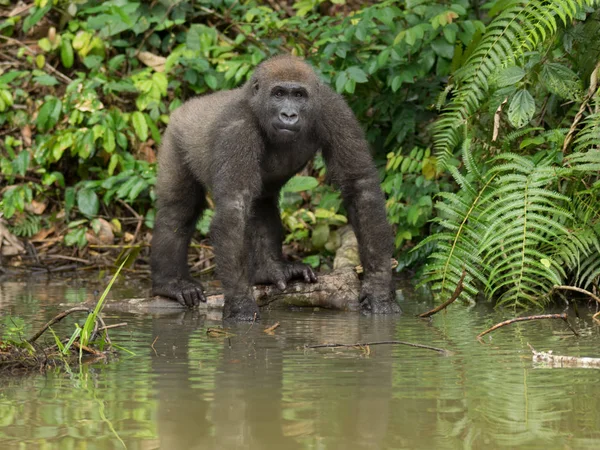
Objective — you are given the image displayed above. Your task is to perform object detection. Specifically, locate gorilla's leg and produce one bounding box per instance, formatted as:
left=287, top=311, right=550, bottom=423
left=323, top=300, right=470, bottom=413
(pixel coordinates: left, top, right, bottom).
left=151, top=135, right=206, bottom=307
left=248, top=196, right=317, bottom=290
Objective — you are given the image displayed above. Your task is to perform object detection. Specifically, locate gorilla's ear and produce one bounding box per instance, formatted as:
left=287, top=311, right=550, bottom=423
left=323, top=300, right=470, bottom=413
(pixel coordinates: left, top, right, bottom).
left=252, top=80, right=259, bottom=95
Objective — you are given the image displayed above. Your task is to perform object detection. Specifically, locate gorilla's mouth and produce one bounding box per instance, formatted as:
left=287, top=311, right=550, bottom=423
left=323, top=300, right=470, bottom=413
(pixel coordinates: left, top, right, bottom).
left=273, top=123, right=300, bottom=134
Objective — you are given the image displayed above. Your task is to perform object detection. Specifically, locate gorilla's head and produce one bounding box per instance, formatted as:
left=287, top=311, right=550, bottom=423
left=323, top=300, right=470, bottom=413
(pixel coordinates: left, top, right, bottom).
left=249, top=55, right=321, bottom=143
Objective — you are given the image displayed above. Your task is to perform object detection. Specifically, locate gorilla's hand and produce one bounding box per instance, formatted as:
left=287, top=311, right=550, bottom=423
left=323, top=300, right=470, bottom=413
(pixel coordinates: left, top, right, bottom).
left=223, top=295, right=260, bottom=321
left=359, top=273, right=401, bottom=314
left=253, top=261, right=317, bottom=290
left=152, top=277, right=206, bottom=307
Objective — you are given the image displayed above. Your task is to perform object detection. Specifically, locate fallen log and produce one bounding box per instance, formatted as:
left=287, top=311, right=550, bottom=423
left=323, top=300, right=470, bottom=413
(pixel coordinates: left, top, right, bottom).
left=101, top=227, right=382, bottom=314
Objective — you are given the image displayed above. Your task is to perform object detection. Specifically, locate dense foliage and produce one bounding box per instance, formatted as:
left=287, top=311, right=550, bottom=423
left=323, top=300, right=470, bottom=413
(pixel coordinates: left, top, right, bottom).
left=418, top=0, right=600, bottom=307
left=1, top=0, right=599, bottom=308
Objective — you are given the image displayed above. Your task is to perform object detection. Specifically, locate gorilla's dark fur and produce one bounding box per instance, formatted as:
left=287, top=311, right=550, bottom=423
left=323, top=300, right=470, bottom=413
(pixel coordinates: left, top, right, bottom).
left=151, top=55, right=400, bottom=320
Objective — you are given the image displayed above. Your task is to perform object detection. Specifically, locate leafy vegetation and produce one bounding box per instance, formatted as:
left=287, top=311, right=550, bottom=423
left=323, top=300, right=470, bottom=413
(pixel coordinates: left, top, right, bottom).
left=419, top=1, right=600, bottom=307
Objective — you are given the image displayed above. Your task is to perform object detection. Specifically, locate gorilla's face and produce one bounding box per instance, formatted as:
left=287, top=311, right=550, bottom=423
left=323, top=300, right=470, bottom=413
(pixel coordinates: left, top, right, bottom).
left=254, top=81, right=315, bottom=143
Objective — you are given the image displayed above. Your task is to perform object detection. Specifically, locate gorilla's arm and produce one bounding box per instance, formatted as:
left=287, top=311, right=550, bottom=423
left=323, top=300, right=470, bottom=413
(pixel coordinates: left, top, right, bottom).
left=320, top=89, right=400, bottom=314
left=248, top=196, right=317, bottom=289
left=151, top=130, right=207, bottom=306
left=210, top=122, right=263, bottom=320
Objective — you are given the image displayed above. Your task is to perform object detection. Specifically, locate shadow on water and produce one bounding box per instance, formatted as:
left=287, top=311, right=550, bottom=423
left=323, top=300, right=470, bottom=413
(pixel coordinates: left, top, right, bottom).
left=0, top=275, right=600, bottom=449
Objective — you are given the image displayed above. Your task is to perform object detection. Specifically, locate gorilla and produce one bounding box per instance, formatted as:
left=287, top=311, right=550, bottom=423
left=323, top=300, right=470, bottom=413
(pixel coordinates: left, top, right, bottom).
left=150, top=55, right=400, bottom=320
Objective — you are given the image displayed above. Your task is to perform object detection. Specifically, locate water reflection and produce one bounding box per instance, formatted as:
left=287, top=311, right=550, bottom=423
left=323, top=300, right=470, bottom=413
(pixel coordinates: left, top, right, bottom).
left=0, top=277, right=599, bottom=449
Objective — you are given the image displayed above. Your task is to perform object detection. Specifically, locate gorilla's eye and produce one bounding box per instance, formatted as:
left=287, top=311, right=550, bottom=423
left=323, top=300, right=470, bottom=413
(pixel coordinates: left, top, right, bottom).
left=275, top=90, right=284, bottom=98
left=295, top=92, right=304, bottom=98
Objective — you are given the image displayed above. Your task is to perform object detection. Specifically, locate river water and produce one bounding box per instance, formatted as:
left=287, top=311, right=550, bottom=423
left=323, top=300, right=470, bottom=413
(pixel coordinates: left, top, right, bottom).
left=0, top=275, right=599, bottom=449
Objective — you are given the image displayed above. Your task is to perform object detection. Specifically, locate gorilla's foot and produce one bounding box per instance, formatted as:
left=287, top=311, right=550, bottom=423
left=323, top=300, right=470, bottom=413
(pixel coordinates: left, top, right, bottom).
left=253, top=261, right=318, bottom=290
left=223, top=297, right=260, bottom=321
left=359, top=276, right=402, bottom=315
left=152, top=278, right=206, bottom=308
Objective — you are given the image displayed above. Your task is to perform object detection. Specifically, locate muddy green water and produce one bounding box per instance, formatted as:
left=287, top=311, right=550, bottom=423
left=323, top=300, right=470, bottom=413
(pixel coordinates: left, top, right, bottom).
left=0, top=276, right=599, bottom=449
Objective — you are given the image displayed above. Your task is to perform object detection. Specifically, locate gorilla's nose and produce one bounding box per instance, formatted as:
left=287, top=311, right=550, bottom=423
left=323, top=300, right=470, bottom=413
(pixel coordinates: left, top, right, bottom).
left=279, top=111, right=298, bottom=125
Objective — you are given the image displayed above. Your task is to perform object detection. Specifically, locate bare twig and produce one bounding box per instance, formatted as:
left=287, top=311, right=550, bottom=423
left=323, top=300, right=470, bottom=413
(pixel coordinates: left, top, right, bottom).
left=117, top=199, right=143, bottom=243
left=563, top=62, right=600, bottom=153
left=244, top=312, right=258, bottom=335
left=95, top=314, right=112, bottom=345
left=477, top=313, right=579, bottom=341
left=304, top=341, right=451, bottom=355
left=72, top=341, right=102, bottom=355
left=419, top=269, right=466, bottom=318
left=97, top=322, right=128, bottom=332
left=151, top=335, right=159, bottom=356
left=553, top=285, right=600, bottom=306
left=43, top=254, right=91, bottom=264
left=27, top=307, right=91, bottom=343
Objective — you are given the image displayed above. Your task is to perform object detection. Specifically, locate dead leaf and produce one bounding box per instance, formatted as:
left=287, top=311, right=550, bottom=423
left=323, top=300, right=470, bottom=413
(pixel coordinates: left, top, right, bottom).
left=21, top=125, right=32, bottom=147
left=138, top=139, right=157, bottom=163
left=86, top=218, right=114, bottom=245
left=9, top=3, right=33, bottom=18
left=138, top=51, right=166, bottom=72
left=0, top=219, right=25, bottom=256
left=31, top=226, right=55, bottom=242
left=25, top=199, right=47, bottom=215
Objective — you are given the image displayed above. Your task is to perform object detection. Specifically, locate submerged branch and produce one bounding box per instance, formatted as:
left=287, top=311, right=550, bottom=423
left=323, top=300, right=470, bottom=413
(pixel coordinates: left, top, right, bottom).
left=419, top=269, right=466, bottom=318
left=477, top=313, right=579, bottom=341
left=304, top=340, right=451, bottom=355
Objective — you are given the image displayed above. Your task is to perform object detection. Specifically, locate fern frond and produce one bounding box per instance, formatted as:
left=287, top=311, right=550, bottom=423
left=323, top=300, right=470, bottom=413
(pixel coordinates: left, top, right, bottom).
left=434, top=0, right=599, bottom=166
left=478, top=154, right=574, bottom=306
left=9, top=214, right=42, bottom=238
left=416, top=141, right=494, bottom=302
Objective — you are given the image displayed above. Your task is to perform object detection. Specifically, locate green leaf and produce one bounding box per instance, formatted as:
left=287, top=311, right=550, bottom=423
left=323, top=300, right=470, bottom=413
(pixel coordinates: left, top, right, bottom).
left=65, top=187, right=75, bottom=217
left=282, top=176, right=319, bottom=193
left=335, top=72, right=348, bottom=94
left=13, top=151, right=29, bottom=176
left=346, top=66, right=368, bottom=83
left=33, top=74, right=59, bottom=86
left=495, top=66, right=526, bottom=87
left=311, top=223, right=330, bottom=249
left=302, top=254, right=320, bottom=268
left=23, top=4, right=51, bottom=33
left=540, top=63, right=582, bottom=100
left=65, top=227, right=87, bottom=247
left=60, top=39, right=74, bottom=68
left=205, top=73, right=218, bottom=90
left=127, top=179, right=148, bottom=202
left=77, top=189, right=99, bottom=217
left=0, top=71, right=26, bottom=85
left=431, top=38, right=454, bottom=59
left=131, top=111, right=148, bottom=141
left=507, top=90, right=535, bottom=129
